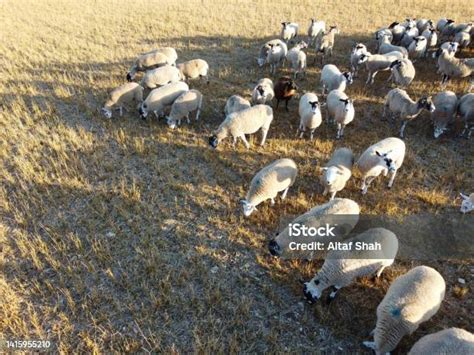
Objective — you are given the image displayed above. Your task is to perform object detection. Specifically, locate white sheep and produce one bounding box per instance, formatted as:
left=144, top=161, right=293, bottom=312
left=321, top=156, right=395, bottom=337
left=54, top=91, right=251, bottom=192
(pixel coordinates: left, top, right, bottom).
left=350, top=43, right=368, bottom=77
left=224, top=95, right=251, bottom=116
left=240, top=158, right=298, bottom=217
left=127, top=48, right=177, bottom=81
left=303, top=228, right=398, bottom=303
left=357, top=51, right=406, bottom=85
left=454, top=30, right=471, bottom=50
left=457, top=93, right=474, bottom=138
left=388, top=58, right=415, bottom=88
left=287, top=41, right=308, bottom=79
left=355, top=137, right=406, bottom=194
left=435, top=48, right=474, bottom=89
left=421, top=28, right=438, bottom=53
left=408, top=328, right=474, bottom=354
left=140, top=65, right=182, bottom=89
left=320, top=64, right=353, bottom=94
left=400, top=25, right=419, bottom=48
left=388, top=22, right=406, bottom=44
left=460, top=193, right=474, bottom=213
left=375, top=28, right=394, bottom=50
left=166, top=89, right=203, bottom=129
left=101, top=82, right=144, bottom=119
left=266, top=40, right=288, bottom=74
left=431, top=91, right=458, bottom=138
left=316, top=25, right=340, bottom=65
left=378, top=33, right=409, bottom=57
left=416, top=19, right=433, bottom=33
left=251, top=78, right=274, bottom=105
left=138, top=81, right=189, bottom=119
left=307, top=18, right=325, bottom=47
left=208, top=104, right=273, bottom=149
left=326, top=90, right=355, bottom=139
left=281, top=22, right=299, bottom=42
left=268, top=198, right=360, bottom=258
left=320, top=147, right=353, bottom=200
left=408, top=36, right=428, bottom=59
left=297, top=92, right=322, bottom=140
left=177, top=59, right=209, bottom=82
left=436, top=18, right=455, bottom=33
left=363, top=266, right=446, bottom=355
left=383, top=88, right=435, bottom=138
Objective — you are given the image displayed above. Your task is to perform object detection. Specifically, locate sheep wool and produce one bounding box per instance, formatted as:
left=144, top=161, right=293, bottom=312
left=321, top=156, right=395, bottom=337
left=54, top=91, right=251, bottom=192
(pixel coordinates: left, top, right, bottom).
left=139, top=81, right=189, bottom=119
left=297, top=92, right=322, bottom=140
left=225, top=95, right=251, bottom=116
left=358, top=51, right=406, bottom=85
left=177, top=59, right=209, bottom=81
left=127, top=48, right=177, bottom=81
left=102, top=82, right=144, bottom=119
left=408, top=328, right=474, bottom=355
left=431, top=91, right=458, bottom=138
left=321, top=147, right=353, bottom=200
left=251, top=78, right=274, bottom=105
left=320, top=64, right=353, bottom=94
left=140, top=65, right=182, bottom=89
left=389, top=58, right=415, bottom=88
left=167, top=89, right=203, bottom=129
left=457, top=93, right=474, bottom=138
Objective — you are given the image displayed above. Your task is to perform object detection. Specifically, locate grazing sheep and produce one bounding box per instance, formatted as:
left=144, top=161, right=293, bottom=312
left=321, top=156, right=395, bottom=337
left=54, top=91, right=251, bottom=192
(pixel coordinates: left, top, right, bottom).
left=460, top=193, right=474, bottom=213
left=408, top=36, right=428, bottom=59
left=268, top=198, right=360, bottom=258
left=166, top=89, right=203, bottom=129
left=307, top=18, right=325, bottom=47
left=320, top=147, right=353, bottom=200
left=274, top=76, right=298, bottom=111
left=316, top=25, right=340, bottom=65
left=177, top=59, right=209, bottom=82
left=430, top=91, right=458, bottom=138
left=457, top=93, right=474, bottom=138
left=251, top=78, right=274, bottom=105
left=208, top=105, right=273, bottom=149
left=297, top=92, right=322, bottom=140
left=363, top=266, right=446, bottom=355
left=140, top=65, right=182, bottom=89
left=400, top=25, right=419, bottom=48
left=320, top=64, right=353, bottom=94
left=383, top=88, right=435, bottom=138
left=281, top=22, right=299, bottom=42
left=304, top=228, right=398, bottom=303
left=138, top=81, right=189, bottom=119
left=358, top=51, right=406, bottom=85
left=240, top=158, right=298, bottom=217
left=435, top=48, right=474, bottom=89
left=408, top=328, right=474, bottom=355
left=287, top=41, right=308, bottom=79
left=355, top=137, right=406, bottom=194
left=224, top=95, right=251, bottom=116
left=388, top=58, right=415, bottom=88
left=127, top=48, right=177, bottom=81
left=101, top=82, right=144, bottom=119
left=378, top=33, right=409, bottom=57
left=350, top=43, right=369, bottom=77
left=326, top=90, right=355, bottom=139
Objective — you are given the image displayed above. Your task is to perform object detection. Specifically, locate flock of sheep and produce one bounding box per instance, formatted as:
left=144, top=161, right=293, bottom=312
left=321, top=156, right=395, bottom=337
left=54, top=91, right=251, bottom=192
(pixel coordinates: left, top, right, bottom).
left=100, top=15, right=474, bottom=354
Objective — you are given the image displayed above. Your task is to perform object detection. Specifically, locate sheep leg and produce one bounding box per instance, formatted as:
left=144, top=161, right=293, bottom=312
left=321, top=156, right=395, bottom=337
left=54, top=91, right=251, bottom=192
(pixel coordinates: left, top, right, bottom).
left=363, top=341, right=376, bottom=350
left=310, top=129, right=315, bottom=140
left=336, top=123, right=342, bottom=140
left=329, top=191, right=336, bottom=200
left=387, top=169, right=397, bottom=189
left=399, top=120, right=407, bottom=138
left=275, top=99, right=280, bottom=109
left=195, top=108, right=201, bottom=121
left=285, top=99, right=289, bottom=112
left=240, top=135, right=250, bottom=149
left=119, top=106, right=123, bottom=116
left=361, top=176, right=376, bottom=195
left=260, top=128, right=269, bottom=146
left=281, top=187, right=289, bottom=200
left=376, top=265, right=386, bottom=278
left=186, top=114, right=190, bottom=124
left=232, top=136, right=237, bottom=147
left=270, top=198, right=275, bottom=206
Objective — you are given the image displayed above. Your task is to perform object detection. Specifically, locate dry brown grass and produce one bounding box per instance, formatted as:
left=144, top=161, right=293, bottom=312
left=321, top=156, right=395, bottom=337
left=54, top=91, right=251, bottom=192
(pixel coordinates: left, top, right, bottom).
left=1, top=0, right=473, bottom=353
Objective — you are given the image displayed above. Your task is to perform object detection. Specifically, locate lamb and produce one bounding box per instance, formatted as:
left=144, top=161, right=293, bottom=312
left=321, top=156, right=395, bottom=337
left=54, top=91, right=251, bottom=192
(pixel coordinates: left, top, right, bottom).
left=101, top=82, right=144, bottom=119
left=435, top=48, right=474, bottom=89
left=240, top=158, right=298, bottom=217
left=139, top=65, right=182, bottom=89
left=320, top=64, right=353, bottom=94
left=307, top=18, right=325, bottom=47
left=297, top=92, right=322, bottom=140
left=355, top=137, right=406, bottom=194
left=378, top=33, right=409, bottom=57
left=166, top=89, right=203, bottom=129
left=224, top=95, right=251, bottom=116
left=326, top=90, right=355, bottom=139
left=177, top=59, right=209, bottom=82
left=460, top=193, right=474, bottom=213
left=408, top=328, right=474, bottom=354
left=303, top=228, right=399, bottom=303
left=274, top=76, right=298, bottom=111
left=208, top=104, right=273, bottom=149
left=281, top=22, right=299, bottom=42
left=363, top=266, right=446, bottom=355
left=268, top=198, right=360, bottom=258
left=407, top=36, right=428, bottom=59
left=430, top=91, right=458, bottom=138
left=357, top=51, right=406, bottom=85
left=457, top=93, right=474, bottom=138
left=287, top=41, right=308, bottom=79
left=350, top=43, right=369, bottom=77
left=138, top=81, right=189, bottom=119
left=127, top=48, right=177, bottom=81
left=383, top=88, right=435, bottom=138
left=320, top=147, right=353, bottom=200
left=251, top=78, right=274, bottom=105
left=316, top=25, right=340, bottom=65
left=388, top=58, right=415, bottom=88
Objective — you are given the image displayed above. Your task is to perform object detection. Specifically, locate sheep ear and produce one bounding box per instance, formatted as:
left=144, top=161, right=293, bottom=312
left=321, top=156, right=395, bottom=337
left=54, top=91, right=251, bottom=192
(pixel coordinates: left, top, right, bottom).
left=460, top=193, right=469, bottom=200
left=375, top=150, right=382, bottom=157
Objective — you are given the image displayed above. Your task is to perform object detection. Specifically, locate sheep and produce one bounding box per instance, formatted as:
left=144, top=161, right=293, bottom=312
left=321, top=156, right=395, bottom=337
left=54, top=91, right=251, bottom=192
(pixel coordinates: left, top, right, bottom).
left=257, top=39, right=288, bottom=74
left=268, top=198, right=360, bottom=258
left=408, top=328, right=474, bottom=354
left=400, top=25, right=419, bottom=48
left=326, top=90, right=355, bottom=139
left=388, top=58, right=415, bottom=88
left=440, top=19, right=457, bottom=40
left=383, top=88, right=435, bottom=138
left=297, top=92, right=322, bottom=140
left=388, top=22, right=406, bottom=45
left=454, top=30, right=471, bottom=50
left=355, top=137, right=406, bottom=194
left=435, top=48, right=474, bottom=89
left=357, top=51, right=406, bottom=85
left=320, top=64, right=353, bottom=94
left=208, top=104, right=273, bottom=149
left=457, top=93, right=474, bottom=138
left=166, top=89, right=203, bottom=129
left=127, top=48, right=177, bottom=81
left=307, top=18, right=325, bottom=47
left=421, top=28, right=438, bottom=52
left=251, top=78, right=274, bottom=105
left=224, top=95, right=251, bottom=116
left=303, top=228, right=399, bottom=303
left=281, top=22, right=299, bottom=42
left=460, top=193, right=474, bottom=213
left=177, top=59, right=209, bottom=82
left=375, top=28, right=394, bottom=50
left=350, top=43, right=369, bottom=77
left=363, top=266, right=446, bottom=355
left=287, top=41, right=308, bottom=79
left=138, top=81, right=189, bottom=119
left=101, top=82, right=144, bottom=119
left=407, top=36, right=428, bottom=59
left=430, top=91, right=458, bottom=138
left=454, top=22, right=473, bottom=34
left=240, top=158, right=298, bottom=217
left=274, top=76, right=298, bottom=111
left=139, top=65, right=182, bottom=89
left=378, top=33, right=409, bottom=57
left=436, top=18, right=455, bottom=32
left=320, top=147, right=353, bottom=200
left=316, top=25, right=340, bottom=65
left=416, top=19, right=433, bottom=33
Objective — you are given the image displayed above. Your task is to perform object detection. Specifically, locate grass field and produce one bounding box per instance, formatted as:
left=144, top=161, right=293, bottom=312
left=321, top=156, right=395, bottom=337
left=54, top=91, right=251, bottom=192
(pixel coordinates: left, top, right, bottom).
left=1, top=0, right=473, bottom=352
